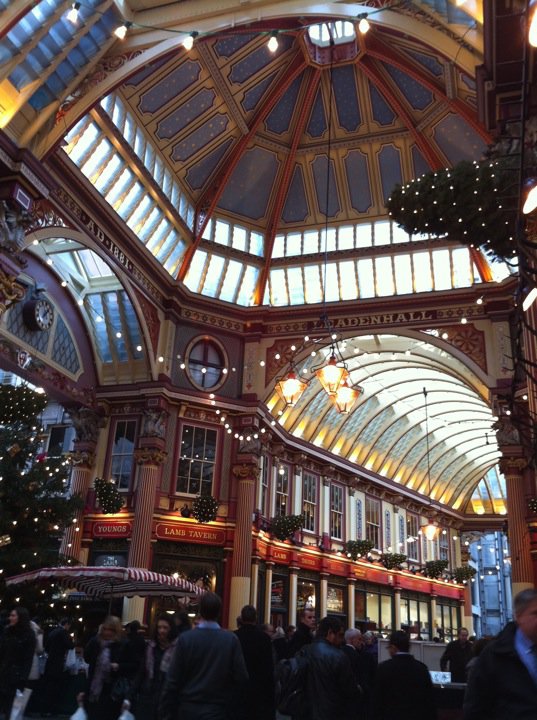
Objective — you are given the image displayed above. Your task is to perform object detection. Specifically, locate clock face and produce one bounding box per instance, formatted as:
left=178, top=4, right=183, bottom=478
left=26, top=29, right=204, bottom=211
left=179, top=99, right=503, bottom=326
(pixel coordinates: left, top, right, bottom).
left=22, top=298, right=54, bottom=331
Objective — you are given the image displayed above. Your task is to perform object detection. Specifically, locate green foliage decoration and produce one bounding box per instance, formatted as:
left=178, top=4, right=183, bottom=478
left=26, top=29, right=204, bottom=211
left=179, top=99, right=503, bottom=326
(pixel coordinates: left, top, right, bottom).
left=381, top=552, right=407, bottom=570
left=192, top=495, right=219, bottom=523
left=528, top=497, right=537, bottom=513
left=423, top=559, right=449, bottom=579
left=94, top=477, right=124, bottom=514
left=386, top=160, right=517, bottom=262
left=452, top=565, right=477, bottom=584
left=345, top=539, right=374, bottom=560
left=270, top=514, right=304, bottom=541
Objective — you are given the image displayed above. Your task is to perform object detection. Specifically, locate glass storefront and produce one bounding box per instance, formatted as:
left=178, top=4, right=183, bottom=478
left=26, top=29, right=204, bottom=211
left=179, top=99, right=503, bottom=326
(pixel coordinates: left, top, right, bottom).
left=400, top=592, right=431, bottom=639
left=355, top=583, right=394, bottom=633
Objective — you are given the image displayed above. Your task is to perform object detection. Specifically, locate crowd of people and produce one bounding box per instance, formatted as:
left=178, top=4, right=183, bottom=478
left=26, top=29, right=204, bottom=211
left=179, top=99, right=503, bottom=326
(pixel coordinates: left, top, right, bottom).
left=0, top=587, right=536, bottom=719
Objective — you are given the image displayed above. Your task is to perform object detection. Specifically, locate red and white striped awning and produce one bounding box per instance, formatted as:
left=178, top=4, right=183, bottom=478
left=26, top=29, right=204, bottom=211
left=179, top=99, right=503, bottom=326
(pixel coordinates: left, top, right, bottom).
left=6, top=566, right=204, bottom=599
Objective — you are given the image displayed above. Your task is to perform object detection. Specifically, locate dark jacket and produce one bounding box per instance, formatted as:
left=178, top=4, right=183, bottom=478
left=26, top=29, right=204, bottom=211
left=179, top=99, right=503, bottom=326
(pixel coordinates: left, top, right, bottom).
left=287, top=622, right=313, bottom=658
left=235, top=624, right=275, bottom=720
left=44, top=624, right=73, bottom=678
left=0, top=623, right=36, bottom=694
left=463, top=622, right=537, bottom=720
left=440, top=638, right=473, bottom=682
left=159, top=625, right=249, bottom=720
left=299, top=638, right=361, bottom=720
left=372, top=653, right=436, bottom=720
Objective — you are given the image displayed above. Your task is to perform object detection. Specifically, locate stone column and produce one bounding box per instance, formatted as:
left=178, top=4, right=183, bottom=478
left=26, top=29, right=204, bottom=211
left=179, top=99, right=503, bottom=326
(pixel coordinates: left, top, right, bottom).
left=288, top=567, right=298, bottom=627
left=264, top=561, right=274, bottom=624
left=250, top=560, right=259, bottom=606
left=501, top=457, right=534, bottom=596
left=394, top=587, right=401, bottom=630
left=430, top=593, right=437, bottom=639
left=320, top=572, right=328, bottom=618
left=347, top=578, right=356, bottom=628
left=228, top=461, right=258, bottom=627
left=60, top=445, right=96, bottom=560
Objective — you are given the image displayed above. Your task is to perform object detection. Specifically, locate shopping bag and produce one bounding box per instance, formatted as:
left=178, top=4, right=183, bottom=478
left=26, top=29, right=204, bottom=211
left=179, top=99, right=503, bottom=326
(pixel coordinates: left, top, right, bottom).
left=70, top=704, right=88, bottom=720
left=9, top=688, right=32, bottom=720
left=118, top=699, right=135, bottom=720
left=65, top=647, right=78, bottom=673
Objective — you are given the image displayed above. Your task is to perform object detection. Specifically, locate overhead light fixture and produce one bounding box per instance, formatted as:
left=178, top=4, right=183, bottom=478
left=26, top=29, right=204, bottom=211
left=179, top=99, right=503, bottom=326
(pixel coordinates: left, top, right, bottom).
left=67, top=2, right=80, bottom=23
left=522, top=178, right=537, bottom=214
left=315, top=351, right=348, bottom=396
left=114, top=21, right=132, bottom=40
left=275, top=368, right=308, bottom=407
left=267, top=31, right=279, bottom=52
left=333, top=377, right=362, bottom=414
left=523, top=286, right=537, bottom=312
left=421, top=387, right=440, bottom=541
left=183, top=31, right=199, bottom=51
left=358, top=14, right=370, bottom=34
left=530, top=6, right=537, bottom=47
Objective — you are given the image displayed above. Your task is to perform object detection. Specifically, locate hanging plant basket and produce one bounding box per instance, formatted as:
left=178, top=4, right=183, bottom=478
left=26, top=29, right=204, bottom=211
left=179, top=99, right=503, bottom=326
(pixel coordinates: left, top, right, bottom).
left=270, top=514, right=304, bottom=541
left=345, top=539, right=374, bottom=561
left=452, top=565, right=476, bottom=584
left=381, top=552, right=407, bottom=570
left=423, top=559, right=449, bottom=579
left=192, top=495, right=219, bottom=523
left=94, top=477, right=123, bottom=515
left=528, top=498, right=537, bottom=514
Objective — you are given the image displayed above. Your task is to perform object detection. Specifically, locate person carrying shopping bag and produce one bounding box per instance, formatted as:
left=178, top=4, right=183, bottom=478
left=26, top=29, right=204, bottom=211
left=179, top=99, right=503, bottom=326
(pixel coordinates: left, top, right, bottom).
left=0, top=607, right=36, bottom=719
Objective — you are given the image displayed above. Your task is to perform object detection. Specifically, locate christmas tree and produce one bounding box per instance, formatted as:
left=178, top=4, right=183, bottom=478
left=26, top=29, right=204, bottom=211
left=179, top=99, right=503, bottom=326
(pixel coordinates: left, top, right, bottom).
left=0, top=384, right=83, bottom=604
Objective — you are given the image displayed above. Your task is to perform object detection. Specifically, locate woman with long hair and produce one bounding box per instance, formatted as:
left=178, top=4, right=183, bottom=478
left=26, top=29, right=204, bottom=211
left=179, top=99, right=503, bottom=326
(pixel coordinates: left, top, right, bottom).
left=0, top=606, right=36, bottom=717
left=136, top=614, right=177, bottom=719
left=83, top=615, right=124, bottom=720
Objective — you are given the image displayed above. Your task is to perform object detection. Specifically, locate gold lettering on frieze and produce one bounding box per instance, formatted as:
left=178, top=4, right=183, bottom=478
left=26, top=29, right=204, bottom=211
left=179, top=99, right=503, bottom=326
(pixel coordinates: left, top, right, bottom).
left=134, top=448, right=167, bottom=466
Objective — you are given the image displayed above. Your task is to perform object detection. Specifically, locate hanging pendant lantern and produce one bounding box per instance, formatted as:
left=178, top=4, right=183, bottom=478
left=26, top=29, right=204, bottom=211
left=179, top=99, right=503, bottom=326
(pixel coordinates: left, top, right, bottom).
left=316, top=353, right=348, bottom=396
left=275, top=370, right=308, bottom=406
left=333, top=378, right=362, bottom=414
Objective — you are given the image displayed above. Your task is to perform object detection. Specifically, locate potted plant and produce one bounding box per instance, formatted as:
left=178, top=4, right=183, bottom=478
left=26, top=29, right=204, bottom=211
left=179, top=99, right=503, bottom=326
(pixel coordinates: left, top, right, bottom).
left=270, top=514, right=304, bottom=541
left=423, top=559, right=449, bottom=579
left=452, top=565, right=476, bottom=584
left=345, top=539, right=374, bottom=561
left=94, top=477, right=123, bottom=514
left=192, top=495, right=219, bottom=523
left=380, top=552, right=407, bottom=570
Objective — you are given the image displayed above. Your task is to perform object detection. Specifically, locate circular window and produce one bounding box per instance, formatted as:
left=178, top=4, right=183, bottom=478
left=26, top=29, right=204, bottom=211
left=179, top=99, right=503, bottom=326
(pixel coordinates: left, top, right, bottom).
left=186, top=337, right=227, bottom=390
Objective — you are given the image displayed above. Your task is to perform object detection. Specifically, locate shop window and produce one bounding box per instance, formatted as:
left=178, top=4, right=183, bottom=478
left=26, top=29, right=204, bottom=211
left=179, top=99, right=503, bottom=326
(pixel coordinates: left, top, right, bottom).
left=356, top=498, right=363, bottom=539
left=275, top=464, right=290, bottom=516
left=110, top=419, right=137, bottom=491
left=302, top=471, right=318, bottom=532
left=330, top=484, right=343, bottom=539
left=297, top=579, right=317, bottom=612
left=186, top=337, right=227, bottom=390
left=365, top=496, right=381, bottom=549
left=176, top=424, right=217, bottom=495
left=327, top=585, right=344, bottom=614
left=47, top=425, right=75, bottom=458
left=437, top=529, right=450, bottom=563
left=406, top=513, right=420, bottom=562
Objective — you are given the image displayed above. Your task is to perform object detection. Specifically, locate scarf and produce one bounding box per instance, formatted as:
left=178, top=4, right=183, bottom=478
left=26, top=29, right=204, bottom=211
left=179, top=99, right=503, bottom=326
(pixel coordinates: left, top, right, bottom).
left=89, top=641, right=111, bottom=702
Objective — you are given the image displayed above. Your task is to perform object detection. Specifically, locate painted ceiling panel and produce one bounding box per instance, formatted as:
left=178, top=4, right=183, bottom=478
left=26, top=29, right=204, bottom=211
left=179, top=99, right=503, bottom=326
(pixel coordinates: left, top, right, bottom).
left=214, top=33, right=257, bottom=58
left=185, top=138, right=234, bottom=191
left=171, top=113, right=229, bottom=162
left=345, top=151, right=373, bottom=214
left=407, top=50, right=444, bottom=77
left=378, top=145, right=403, bottom=206
left=229, top=43, right=281, bottom=84
left=139, top=61, right=202, bottom=114
left=411, top=145, right=432, bottom=178
left=382, top=63, right=435, bottom=111
left=306, top=88, right=327, bottom=139
left=265, top=75, right=303, bottom=135
left=368, top=81, right=397, bottom=126
left=312, top=156, right=340, bottom=217
left=282, top=165, right=310, bottom=223
left=433, top=114, right=487, bottom=164
left=333, top=65, right=361, bottom=132
left=242, top=72, right=277, bottom=113
left=218, top=147, right=279, bottom=220
left=156, top=88, right=216, bottom=140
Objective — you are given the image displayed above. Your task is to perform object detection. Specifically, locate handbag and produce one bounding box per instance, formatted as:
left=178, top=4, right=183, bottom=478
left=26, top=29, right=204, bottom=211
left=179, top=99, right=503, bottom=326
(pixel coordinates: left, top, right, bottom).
left=9, top=688, right=32, bottom=720
left=70, top=705, right=88, bottom=720
left=118, top=699, right=135, bottom=720
left=111, top=675, right=131, bottom=702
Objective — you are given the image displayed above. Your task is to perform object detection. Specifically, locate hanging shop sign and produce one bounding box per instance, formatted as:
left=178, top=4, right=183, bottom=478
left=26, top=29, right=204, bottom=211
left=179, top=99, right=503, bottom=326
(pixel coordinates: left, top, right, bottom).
left=155, top=522, right=226, bottom=545
left=92, top=521, right=132, bottom=538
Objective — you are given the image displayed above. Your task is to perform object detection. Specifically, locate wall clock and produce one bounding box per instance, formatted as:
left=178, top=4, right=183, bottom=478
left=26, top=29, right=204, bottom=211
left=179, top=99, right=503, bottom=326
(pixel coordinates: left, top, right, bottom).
left=22, top=297, right=54, bottom=331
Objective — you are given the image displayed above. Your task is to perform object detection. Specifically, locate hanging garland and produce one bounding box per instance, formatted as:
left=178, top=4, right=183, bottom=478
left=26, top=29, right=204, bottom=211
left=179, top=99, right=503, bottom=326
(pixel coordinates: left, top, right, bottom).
left=94, top=478, right=123, bottom=514
left=345, top=539, right=374, bottom=560
left=423, top=559, right=449, bottom=579
left=452, top=565, right=476, bottom=584
left=380, top=552, right=407, bottom=570
left=270, top=514, right=304, bottom=541
left=192, top=495, right=219, bottom=523
left=386, top=160, right=518, bottom=262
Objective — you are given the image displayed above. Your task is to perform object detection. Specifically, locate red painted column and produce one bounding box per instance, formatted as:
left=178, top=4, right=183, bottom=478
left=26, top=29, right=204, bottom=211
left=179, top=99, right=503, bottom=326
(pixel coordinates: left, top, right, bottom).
left=228, top=461, right=258, bottom=627
left=501, top=457, right=534, bottom=595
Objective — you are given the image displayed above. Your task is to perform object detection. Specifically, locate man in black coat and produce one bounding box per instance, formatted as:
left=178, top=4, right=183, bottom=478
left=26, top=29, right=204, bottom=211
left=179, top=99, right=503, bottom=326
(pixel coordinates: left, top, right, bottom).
left=41, top=617, right=73, bottom=715
left=371, top=630, right=436, bottom=720
left=440, top=627, right=473, bottom=682
left=463, top=588, right=537, bottom=720
left=299, top=616, right=361, bottom=720
left=159, top=592, right=248, bottom=720
left=287, top=608, right=316, bottom=657
left=235, top=605, right=274, bottom=720
left=343, top=628, right=374, bottom=718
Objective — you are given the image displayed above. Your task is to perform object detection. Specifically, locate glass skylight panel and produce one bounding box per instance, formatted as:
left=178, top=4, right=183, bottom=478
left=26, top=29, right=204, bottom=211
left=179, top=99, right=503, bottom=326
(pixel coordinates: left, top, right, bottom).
left=184, top=251, right=208, bottom=292
left=374, top=221, right=391, bottom=246
left=232, top=225, right=247, bottom=252
left=304, top=265, right=323, bottom=304
left=250, top=231, right=264, bottom=256
left=237, top=265, right=259, bottom=306
left=65, top=120, right=98, bottom=163
left=452, top=247, right=473, bottom=287
left=321, top=227, right=337, bottom=252
left=375, top=257, right=395, bottom=296
left=432, top=249, right=452, bottom=290
left=138, top=206, right=161, bottom=242
left=358, top=258, right=375, bottom=297
left=356, top=223, right=373, bottom=248
left=394, top=255, right=413, bottom=294
left=126, top=195, right=152, bottom=233
left=155, top=233, right=177, bottom=264
left=303, top=230, right=320, bottom=255
left=79, top=249, right=114, bottom=278
left=146, top=219, right=171, bottom=253
left=214, top=219, right=231, bottom=246
left=286, top=232, right=301, bottom=256
left=273, top=235, right=285, bottom=258
left=340, top=261, right=357, bottom=299
left=202, top=255, right=226, bottom=296
left=162, top=242, right=187, bottom=278
left=338, top=226, right=354, bottom=250
left=220, top=260, right=243, bottom=302
left=287, top=267, right=305, bottom=304
left=93, top=152, right=122, bottom=193
left=120, top=183, right=145, bottom=220
left=413, top=252, right=433, bottom=292
left=106, top=168, right=133, bottom=207
left=270, top=268, right=287, bottom=305
left=323, top=263, right=339, bottom=302
left=202, top=218, right=213, bottom=241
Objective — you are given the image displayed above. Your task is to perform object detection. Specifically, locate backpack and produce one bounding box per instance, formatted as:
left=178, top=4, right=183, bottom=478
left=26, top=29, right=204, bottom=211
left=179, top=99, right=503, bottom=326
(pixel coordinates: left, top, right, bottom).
left=274, top=654, right=309, bottom=717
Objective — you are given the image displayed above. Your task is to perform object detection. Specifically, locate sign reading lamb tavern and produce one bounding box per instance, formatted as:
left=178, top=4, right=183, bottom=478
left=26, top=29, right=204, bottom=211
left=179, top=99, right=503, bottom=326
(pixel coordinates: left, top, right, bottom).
left=155, top=522, right=226, bottom=545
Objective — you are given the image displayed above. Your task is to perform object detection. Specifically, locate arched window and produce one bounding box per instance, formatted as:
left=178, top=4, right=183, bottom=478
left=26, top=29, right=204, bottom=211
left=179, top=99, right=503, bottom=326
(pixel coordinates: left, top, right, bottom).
left=186, top=337, right=227, bottom=390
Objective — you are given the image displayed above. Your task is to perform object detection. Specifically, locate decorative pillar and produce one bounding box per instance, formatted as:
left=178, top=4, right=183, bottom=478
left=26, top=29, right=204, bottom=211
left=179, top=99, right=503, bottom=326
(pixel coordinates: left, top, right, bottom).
left=60, top=407, right=104, bottom=561
left=430, top=593, right=437, bottom=639
left=264, top=561, right=274, bottom=624
left=347, top=578, right=356, bottom=628
left=501, top=457, right=534, bottom=596
left=394, top=587, right=401, bottom=630
left=250, top=560, right=259, bottom=606
left=320, top=573, right=328, bottom=618
left=289, top=567, right=298, bottom=627
left=60, top=445, right=96, bottom=560
left=228, top=461, right=258, bottom=627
